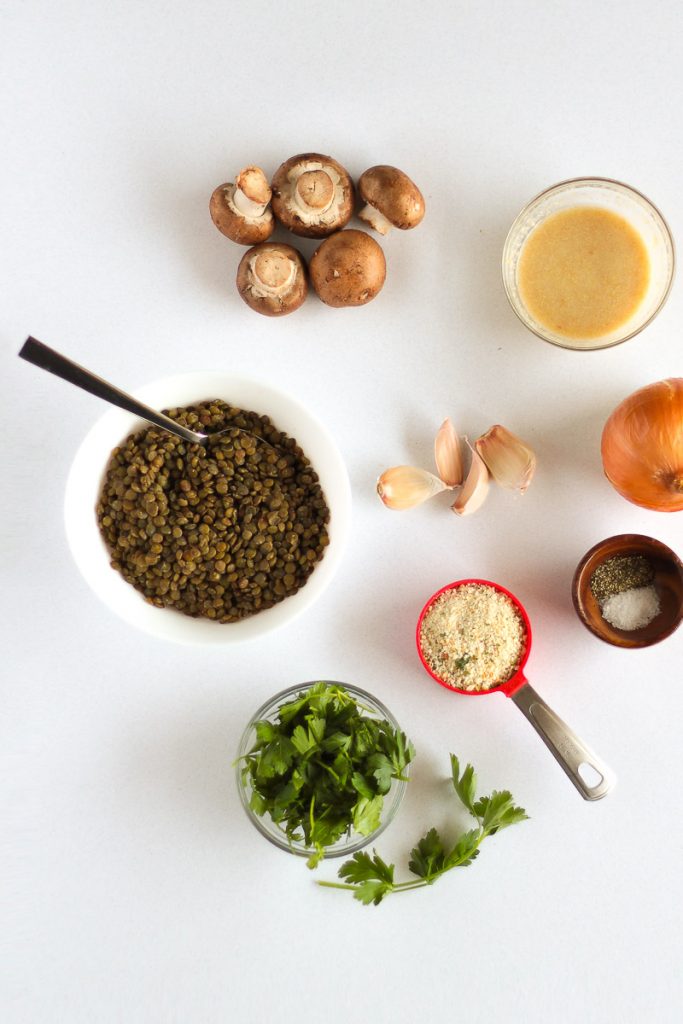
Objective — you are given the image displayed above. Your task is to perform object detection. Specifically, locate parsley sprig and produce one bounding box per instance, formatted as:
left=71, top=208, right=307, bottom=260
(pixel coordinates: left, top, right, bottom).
left=318, top=754, right=528, bottom=904
left=240, top=682, right=415, bottom=868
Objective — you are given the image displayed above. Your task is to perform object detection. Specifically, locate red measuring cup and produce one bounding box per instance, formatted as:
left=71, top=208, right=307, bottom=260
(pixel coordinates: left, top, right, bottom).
left=416, top=579, right=616, bottom=801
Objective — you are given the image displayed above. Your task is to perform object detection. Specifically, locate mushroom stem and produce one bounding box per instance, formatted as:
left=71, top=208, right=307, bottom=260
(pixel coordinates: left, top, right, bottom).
left=294, top=170, right=335, bottom=214
left=358, top=203, right=394, bottom=235
left=249, top=250, right=297, bottom=297
left=232, top=187, right=269, bottom=219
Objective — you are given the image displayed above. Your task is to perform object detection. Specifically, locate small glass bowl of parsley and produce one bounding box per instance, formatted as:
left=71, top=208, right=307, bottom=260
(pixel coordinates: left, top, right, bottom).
left=236, top=681, right=414, bottom=868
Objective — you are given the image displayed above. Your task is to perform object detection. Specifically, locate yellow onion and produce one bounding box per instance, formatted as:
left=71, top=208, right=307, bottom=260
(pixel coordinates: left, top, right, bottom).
left=601, top=378, right=683, bottom=512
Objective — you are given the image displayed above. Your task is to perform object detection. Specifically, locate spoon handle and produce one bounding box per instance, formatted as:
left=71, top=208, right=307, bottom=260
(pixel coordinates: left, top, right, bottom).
left=19, top=337, right=205, bottom=445
left=510, top=682, right=616, bottom=800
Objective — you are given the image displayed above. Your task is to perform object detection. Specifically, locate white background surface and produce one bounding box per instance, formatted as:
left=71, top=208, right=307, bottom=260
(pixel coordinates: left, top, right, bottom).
left=2, top=2, right=682, bottom=1021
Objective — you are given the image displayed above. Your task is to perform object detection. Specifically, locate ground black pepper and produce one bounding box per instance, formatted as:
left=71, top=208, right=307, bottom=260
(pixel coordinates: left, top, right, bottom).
left=590, top=554, right=654, bottom=604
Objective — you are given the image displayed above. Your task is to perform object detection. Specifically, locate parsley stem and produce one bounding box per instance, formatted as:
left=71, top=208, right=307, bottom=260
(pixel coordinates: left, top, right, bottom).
left=314, top=759, right=341, bottom=782
left=316, top=879, right=429, bottom=894
left=317, top=881, right=362, bottom=891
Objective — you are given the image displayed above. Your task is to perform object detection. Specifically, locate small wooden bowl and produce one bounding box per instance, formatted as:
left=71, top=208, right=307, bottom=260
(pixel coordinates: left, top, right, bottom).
left=572, top=534, right=683, bottom=648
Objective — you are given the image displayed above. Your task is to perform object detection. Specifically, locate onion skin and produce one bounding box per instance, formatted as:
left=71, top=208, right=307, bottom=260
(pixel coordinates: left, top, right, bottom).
left=601, top=378, right=683, bottom=512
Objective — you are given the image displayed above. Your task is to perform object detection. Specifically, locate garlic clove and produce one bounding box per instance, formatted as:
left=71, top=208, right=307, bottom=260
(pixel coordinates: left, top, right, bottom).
left=377, top=465, right=448, bottom=510
left=434, top=417, right=464, bottom=487
left=475, top=425, right=536, bottom=493
left=451, top=445, right=490, bottom=516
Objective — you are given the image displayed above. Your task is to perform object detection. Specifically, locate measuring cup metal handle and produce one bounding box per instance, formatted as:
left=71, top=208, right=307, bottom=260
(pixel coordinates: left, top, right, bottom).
left=510, top=682, right=616, bottom=801
left=19, top=336, right=204, bottom=445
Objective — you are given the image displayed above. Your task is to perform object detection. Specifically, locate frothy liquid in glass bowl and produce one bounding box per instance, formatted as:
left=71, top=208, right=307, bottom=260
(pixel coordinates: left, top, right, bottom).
left=518, top=206, right=650, bottom=341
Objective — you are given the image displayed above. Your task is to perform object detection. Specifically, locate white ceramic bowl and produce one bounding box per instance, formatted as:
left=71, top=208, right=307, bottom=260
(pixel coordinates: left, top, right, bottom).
left=64, top=372, right=351, bottom=644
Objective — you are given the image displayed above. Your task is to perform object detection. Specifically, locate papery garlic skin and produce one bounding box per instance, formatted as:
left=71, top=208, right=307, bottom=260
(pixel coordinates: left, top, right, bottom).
left=475, top=425, right=536, bottom=493
left=377, top=465, right=448, bottom=510
left=434, top=418, right=464, bottom=487
left=452, top=446, right=490, bottom=516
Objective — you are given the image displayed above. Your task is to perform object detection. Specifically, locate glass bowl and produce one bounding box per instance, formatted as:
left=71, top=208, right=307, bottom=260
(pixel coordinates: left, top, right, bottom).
left=572, top=534, right=683, bottom=648
left=502, top=177, right=675, bottom=350
left=235, top=681, right=409, bottom=860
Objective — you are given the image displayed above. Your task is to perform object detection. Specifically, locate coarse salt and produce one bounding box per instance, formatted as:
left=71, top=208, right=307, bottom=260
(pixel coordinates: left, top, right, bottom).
left=601, top=584, right=660, bottom=631
left=419, top=583, right=526, bottom=692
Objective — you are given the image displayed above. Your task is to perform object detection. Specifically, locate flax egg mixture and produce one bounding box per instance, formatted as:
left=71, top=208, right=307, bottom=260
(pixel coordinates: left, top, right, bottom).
left=518, top=206, right=650, bottom=341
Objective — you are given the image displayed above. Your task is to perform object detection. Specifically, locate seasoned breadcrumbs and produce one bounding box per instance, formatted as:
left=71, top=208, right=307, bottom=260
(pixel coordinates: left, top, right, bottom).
left=419, top=584, right=526, bottom=691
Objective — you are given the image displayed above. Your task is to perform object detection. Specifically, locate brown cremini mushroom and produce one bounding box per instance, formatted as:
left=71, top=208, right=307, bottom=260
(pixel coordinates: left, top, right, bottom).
left=309, top=229, right=386, bottom=307
left=357, top=165, right=425, bottom=235
left=236, top=242, right=308, bottom=316
left=271, top=153, right=354, bottom=238
left=210, top=166, right=275, bottom=245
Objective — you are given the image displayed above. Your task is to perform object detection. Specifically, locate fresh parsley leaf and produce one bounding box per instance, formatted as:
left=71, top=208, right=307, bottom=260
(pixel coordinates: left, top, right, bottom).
left=451, top=755, right=477, bottom=815
left=249, top=790, right=268, bottom=816
left=257, top=735, right=295, bottom=778
left=494, top=805, right=529, bottom=831
left=366, top=752, right=394, bottom=794
left=306, top=681, right=331, bottom=702
left=277, top=692, right=312, bottom=726
left=254, top=721, right=277, bottom=744
left=386, top=729, right=415, bottom=780
left=309, top=815, right=348, bottom=852
left=481, top=790, right=528, bottom=831
left=272, top=780, right=301, bottom=814
left=291, top=724, right=319, bottom=756
left=353, top=795, right=383, bottom=836
left=351, top=720, right=379, bottom=759
left=350, top=772, right=375, bottom=800
left=475, top=790, right=519, bottom=833
left=351, top=880, right=392, bottom=905
left=338, top=850, right=394, bottom=886
left=443, top=828, right=481, bottom=869
left=408, top=827, right=445, bottom=881
left=320, top=730, right=351, bottom=754
left=307, top=716, right=326, bottom=744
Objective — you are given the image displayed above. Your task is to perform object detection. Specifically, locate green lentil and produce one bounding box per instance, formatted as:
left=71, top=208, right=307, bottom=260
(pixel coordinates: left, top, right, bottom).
left=96, top=399, right=330, bottom=623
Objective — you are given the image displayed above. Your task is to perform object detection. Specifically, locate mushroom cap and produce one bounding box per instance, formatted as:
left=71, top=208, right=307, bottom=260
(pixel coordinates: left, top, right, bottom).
left=236, top=242, right=308, bottom=317
left=309, top=229, right=386, bottom=308
left=271, top=153, right=355, bottom=238
left=210, top=182, right=275, bottom=245
left=357, top=165, right=425, bottom=230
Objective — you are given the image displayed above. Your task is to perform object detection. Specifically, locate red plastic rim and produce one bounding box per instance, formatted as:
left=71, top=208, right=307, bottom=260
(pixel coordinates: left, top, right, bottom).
left=415, top=578, right=532, bottom=697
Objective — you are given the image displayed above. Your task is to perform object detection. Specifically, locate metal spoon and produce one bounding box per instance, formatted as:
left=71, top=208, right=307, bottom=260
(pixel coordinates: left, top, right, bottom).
left=18, top=336, right=276, bottom=450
